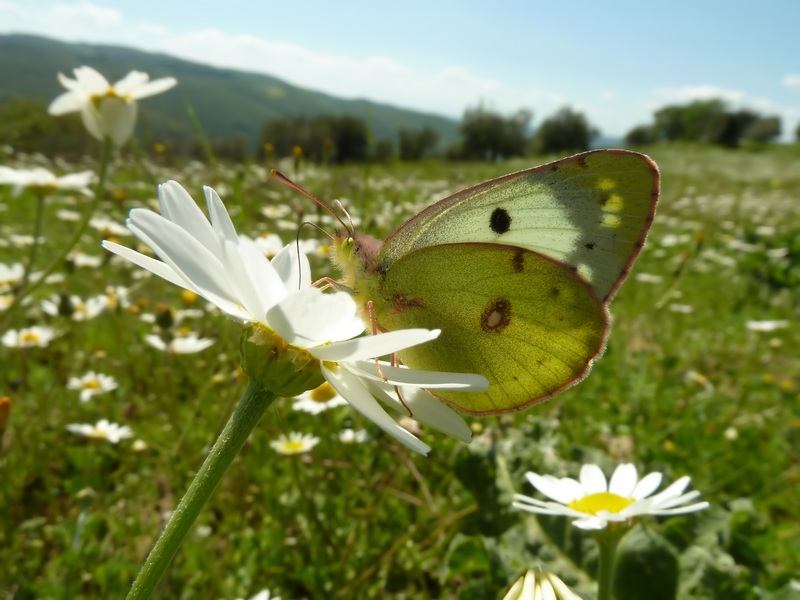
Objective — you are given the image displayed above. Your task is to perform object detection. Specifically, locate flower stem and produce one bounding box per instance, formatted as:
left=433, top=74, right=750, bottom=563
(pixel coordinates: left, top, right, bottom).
left=1, top=137, right=113, bottom=330
left=20, top=192, right=46, bottom=290
left=127, top=379, right=277, bottom=599
left=595, top=527, right=624, bottom=600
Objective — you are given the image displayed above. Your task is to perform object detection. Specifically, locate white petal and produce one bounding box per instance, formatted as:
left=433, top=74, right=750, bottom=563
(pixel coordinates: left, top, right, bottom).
left=113, top=71, right=150, bottom=95
left=129, top=77, right=177, bottom=99
left=309, top=328, right=438, bottom=362
left=204, top=186, right=240, bottom=244
left=102, top=241, right=188, bottom=289
left=99, top=97, right=136, bottom=146
left=221, top=237, right=286, bottom=319
left=608, top=463, right=638, bottom=497
left=631, top=471, right=663, bottom=499
left=649, top=501, right=709, bottom=515
left=48, top=91, right=84, bottom=115
left=579, top=464, right=608, bottom=494
left=525, top=473, right=584, bottom=504
left=572, top=516, right=608, bottom=530
left=74, top=66, right=109, bottom=92
left=346, top=360, right=487, bottom=390
left=321, top=363, right=430, bottom=455
left=394, top=387, right=472, bottom=443
left=647, top=476, right=691, bottom=506
left=267, top=288, right=358, bottom=346
left=80, top=104, right=104, bottom=141
left=271, top=244, right=312, bottom=291
left=158, top=182, right=223, bottom=253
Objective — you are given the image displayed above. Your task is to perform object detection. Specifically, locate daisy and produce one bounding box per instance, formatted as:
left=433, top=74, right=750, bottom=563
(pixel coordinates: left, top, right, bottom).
left=270, top=432, right=319, bottom=455
left=292, top=381, right=348, bottom=414
left=2, top=325, right=57, bottom=348
left=0, top=166, right=94, bottom=196
left=41, top=294, right=106, bottom=321
left=339, top=428, right=368, bottom=444
left=48, top=66, right=177, bottom=146
left=103, top=181, right=487, bottom=455
left=67, top=371, right=118, bottom=402
left=144, top=332, right=215, bottom=354
left=236, top=589, right=281, bottom=600
left=66, top=419, right=133, bottom=444
left=513, top=463, right=709, bottom=530
left=503, top=568, right=580, bottom=600
left=0, top=262, right=24, bottom=293
left=745, top=319, right=789, bottom=332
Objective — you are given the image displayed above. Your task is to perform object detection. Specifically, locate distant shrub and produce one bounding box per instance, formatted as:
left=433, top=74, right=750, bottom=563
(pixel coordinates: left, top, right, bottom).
left=532, top=107, right=596, bottom=154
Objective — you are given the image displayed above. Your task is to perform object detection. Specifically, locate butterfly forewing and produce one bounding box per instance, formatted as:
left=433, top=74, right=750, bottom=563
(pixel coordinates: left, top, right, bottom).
left=379, top=150, right=659, bottom=302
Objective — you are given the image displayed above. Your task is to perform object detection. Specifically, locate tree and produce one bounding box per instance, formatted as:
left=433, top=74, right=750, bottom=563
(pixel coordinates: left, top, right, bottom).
left=457, top=106, right=531, bottom=160
left=398, top=126, right=439, bottom=161
left=0, top=96, right=91, bottom=157
left=796, top=122, right=800, bottom=143
left=742, top=116, right=781, bottom=143
left=625, top=124, right=656, bottom=146
left=533, top=107, right=595, bottom=154
left=653, top=99, right=726, bottom=142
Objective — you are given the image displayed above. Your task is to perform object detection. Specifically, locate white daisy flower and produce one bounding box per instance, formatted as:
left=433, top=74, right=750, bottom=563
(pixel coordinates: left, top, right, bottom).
left=0, top=262, right=24, bottom=293
left=745, top=320, right=789, bottom=332
left=0, top=166, right=94, bottom=196
left=2, top=325, right=57, bottom=348
left=48, top=66, right=177, bottom=146
left=338, top=428, right=369, bottom=444
left=41, top=294, right=106, bottom=321
left=144, top=332, right=215, bottom=354
left=67, top=371, right=118, bottom=402
left=292, top=381, right=348, bottom=414
left=103, top=181, right=487, bottom=455
left=503, top=568, right=580, bottom=600
left=66, top=419, right=133, bottom=444
left=269, top=432, right=319, bottom=455
left=236, top=589, right=281, bottom=600
left=513, top=463, right=709, bottom=530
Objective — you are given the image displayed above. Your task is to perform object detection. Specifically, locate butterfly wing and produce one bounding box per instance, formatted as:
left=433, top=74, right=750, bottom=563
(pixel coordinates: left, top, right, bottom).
left=377, top=150, right=659, bottom=303
left=372, top=243, right=608, bottom=414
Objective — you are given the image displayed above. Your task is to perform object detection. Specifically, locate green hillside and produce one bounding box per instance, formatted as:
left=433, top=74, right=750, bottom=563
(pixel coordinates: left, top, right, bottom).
left=0, top=33, right=460, bottom=149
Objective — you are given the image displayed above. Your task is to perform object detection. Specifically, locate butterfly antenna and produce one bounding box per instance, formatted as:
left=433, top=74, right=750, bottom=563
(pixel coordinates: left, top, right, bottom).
left=334, top=199, right=357, bottom=235
left=270, top=169, right=352, bottom=234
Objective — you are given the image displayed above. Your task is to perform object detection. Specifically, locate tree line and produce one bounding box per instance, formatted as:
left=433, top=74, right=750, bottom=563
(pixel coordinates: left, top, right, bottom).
left=0, top=95, right=795, bottom=164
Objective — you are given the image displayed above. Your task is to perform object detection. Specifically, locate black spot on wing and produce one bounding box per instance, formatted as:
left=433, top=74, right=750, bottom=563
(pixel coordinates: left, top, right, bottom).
left=490, top=207, right=512, bottom=234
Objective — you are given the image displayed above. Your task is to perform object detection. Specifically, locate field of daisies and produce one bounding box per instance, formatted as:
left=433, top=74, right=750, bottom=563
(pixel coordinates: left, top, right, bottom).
left=2, top=68, right=800, bottom=600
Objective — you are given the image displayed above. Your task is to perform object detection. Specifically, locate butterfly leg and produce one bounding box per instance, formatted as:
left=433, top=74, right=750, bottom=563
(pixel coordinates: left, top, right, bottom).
left=365, top=300, right=413, bottom=416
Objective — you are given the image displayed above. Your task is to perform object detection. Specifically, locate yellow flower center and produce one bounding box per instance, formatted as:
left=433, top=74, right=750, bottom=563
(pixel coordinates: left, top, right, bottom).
left=82, top=378, right=101, bottom=391
left=568, top=492, right=635, bottom=515
left=283, top=441, right=306, bottom=453
left=309, top=382, right=337, bottom=403
left=20, top=332, right=40, bottom=344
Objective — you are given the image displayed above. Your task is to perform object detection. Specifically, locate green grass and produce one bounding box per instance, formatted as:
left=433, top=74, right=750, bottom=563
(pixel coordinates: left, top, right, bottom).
left=1, top=144, right=799, bottom=599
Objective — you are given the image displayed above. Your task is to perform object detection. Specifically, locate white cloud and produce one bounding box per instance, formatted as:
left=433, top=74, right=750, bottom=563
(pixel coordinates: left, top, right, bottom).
left=782, top=74, right=800, bottom=89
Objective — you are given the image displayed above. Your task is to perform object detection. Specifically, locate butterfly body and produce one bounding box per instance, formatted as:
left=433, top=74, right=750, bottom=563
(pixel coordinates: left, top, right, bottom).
left=332, top=150, right=659, bottom=415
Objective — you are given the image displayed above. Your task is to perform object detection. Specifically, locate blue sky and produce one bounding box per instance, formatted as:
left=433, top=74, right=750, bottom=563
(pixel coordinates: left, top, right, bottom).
left=2, top=0, right=799, bottom=139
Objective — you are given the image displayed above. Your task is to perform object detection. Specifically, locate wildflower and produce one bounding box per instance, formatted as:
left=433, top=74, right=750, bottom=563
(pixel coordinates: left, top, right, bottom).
left=292, top=382, right=348, bottom=414
left=2, top=325, right=57, bottom=348
left=634, top=272, right=663, bottom=284
left=745, top=320, right=789, bottom=332
left=668, top=303, right=694, bottom=314
left=269, top=432, right=319, bottom=455
left=48, top=66, right=177, bottom=146
left=0, top=166, right=93, bottom=196
left=513, top=463, right=709, bottom=530
left=103, top=181, right=487, bottom=454
left=144, top=331, right=215, bottom=353
left=0, top=262, right=24, bottom=293
left=503, top=568, right=580, bottom=600
left=66, top=419, right=133, bottom=443
left=67, top=371, right=118, bottom=402
left=339, top=428, right=368, bottom=443
left=41, top=294, right=106, bottom=321
left=236, top=590, right=281, bottom=600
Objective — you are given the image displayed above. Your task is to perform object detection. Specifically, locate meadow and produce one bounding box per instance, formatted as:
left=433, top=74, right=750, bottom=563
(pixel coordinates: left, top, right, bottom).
left=1, top=143, right=799, bottom=599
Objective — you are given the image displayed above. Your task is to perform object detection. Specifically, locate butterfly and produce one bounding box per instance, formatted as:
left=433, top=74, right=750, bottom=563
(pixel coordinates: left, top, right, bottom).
left=282, top=149, right=659, bottom=415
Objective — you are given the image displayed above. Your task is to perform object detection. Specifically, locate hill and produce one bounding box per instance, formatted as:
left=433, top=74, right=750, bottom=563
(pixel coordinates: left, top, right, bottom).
left=0, top=33, right=460, bottom=149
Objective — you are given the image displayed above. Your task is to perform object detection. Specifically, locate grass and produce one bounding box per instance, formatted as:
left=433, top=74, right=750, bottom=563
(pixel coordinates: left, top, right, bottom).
left=1, top=143, right=799, bottom=599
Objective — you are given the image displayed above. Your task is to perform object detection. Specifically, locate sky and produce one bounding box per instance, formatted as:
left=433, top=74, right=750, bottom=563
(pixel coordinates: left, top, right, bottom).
left=2, top=0, right=799, bottom=140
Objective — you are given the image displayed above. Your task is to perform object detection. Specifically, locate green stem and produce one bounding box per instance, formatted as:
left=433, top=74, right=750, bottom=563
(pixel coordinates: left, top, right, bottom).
left=21, top=192, right=47, bottom=290
left=595, top=527, right=624, bottom=600
left=127, top=379, right=277, bottom=599
left=0, top=137, right=113, bottom=330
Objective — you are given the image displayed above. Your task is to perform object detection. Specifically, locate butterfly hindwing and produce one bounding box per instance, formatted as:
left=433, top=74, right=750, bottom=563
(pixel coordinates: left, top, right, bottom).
left=372, top=243, right=609, bottom=414
left=378, top=150, right=659, bottom=302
